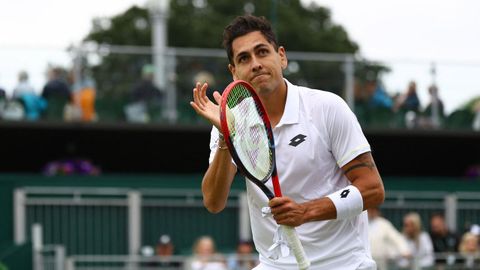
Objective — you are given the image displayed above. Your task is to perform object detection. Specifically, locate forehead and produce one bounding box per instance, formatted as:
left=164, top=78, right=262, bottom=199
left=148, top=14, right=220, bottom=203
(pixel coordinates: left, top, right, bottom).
left=231, top=31, right=273, bottom=57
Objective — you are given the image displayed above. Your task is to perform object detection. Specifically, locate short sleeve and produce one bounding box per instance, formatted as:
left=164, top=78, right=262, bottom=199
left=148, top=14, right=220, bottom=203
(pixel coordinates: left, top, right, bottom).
left=326, top=94, right=371, bottom=167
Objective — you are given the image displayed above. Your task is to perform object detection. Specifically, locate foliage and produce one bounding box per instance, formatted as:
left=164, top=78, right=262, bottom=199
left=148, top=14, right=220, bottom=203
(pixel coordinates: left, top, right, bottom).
left=83, top=0, right=388, bottom=121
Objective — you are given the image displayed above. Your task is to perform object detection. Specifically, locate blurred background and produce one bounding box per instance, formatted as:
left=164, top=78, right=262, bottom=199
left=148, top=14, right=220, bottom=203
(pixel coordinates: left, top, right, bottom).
left=0, top=0, right=479, bottom=269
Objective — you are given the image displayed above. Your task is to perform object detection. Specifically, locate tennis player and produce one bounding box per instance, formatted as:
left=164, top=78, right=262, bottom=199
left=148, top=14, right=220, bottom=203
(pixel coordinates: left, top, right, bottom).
left=190, top=15, right=385, bottom=270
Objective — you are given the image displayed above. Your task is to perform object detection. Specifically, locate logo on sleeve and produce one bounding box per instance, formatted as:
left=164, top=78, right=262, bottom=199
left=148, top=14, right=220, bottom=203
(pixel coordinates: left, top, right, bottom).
left=340, top=189, right=350, bottom=198
left=289, top=134, right=307, bottom=147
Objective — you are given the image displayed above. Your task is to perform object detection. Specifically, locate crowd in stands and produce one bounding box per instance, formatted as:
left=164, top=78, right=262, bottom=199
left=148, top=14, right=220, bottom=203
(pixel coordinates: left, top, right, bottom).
left=137, top=209, right=480, bottom=270
left=354, top=79, right=480, bottom=131
left=140, top=234, right=258, bottom=270
left=1, top=68, right=479, bottom=130
left=0, top=68, right=97, bottom=122
left=369, top=208, right=480, bottom=270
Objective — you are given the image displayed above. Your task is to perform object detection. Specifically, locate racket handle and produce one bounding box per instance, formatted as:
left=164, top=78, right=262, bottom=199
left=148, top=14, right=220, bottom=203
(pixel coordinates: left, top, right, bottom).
left=281, top=225, right=310, bottom=270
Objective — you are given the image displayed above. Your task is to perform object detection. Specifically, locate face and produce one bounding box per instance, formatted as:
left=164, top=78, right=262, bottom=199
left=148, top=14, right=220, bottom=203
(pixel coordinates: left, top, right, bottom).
left=195, top=238, right=215, bottom=256
left=403, top=217, right=418, bottom=238
left=228, top=31, right=287, bottom=96
left=430, top=216, right=446, bottom=235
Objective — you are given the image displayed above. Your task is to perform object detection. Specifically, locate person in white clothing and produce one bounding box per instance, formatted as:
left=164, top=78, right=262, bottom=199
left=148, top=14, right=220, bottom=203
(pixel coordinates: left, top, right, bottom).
left=190, top=15, right=385, bottom=270
left=368, top=207, right=411, bottom=270
left=399, top=212, right=435, bottom=270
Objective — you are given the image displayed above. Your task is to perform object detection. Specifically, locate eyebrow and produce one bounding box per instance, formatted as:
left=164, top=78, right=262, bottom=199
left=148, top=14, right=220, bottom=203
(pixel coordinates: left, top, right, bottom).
left=234, top=43, right=270, bottom=63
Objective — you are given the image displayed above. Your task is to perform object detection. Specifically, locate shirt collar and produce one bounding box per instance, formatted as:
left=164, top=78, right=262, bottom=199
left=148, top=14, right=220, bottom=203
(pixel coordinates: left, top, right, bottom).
left=276, top=78, right=300, bottom=127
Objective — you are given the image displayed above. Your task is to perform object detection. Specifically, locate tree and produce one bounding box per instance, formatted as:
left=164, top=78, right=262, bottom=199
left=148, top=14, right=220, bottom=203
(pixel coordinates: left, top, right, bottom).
left=83, top=0, right=386, bottom=122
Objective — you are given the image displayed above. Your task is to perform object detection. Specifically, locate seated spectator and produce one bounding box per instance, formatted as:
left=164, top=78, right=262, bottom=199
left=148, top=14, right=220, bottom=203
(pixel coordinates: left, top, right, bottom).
left=227, top=240, right=258, bottom=270
left=399, top=212, right=435, bottom=270
left=368, top=207, right=411, bottom=270
left=458, top=232, right=480, bottom=269
left=185, top=236, right=227, bottom=270
left=42, top=67, right=71, bottom=121
left=395, top=81, right=421, bottom=113
left=17, top=92, right=47, bottom=121
left=124, top=64, right=164, bottom=123
left=429, top=213, right=459, bottom=253
left=421, top=84, right=445, bottom=128
left=12, top=71, right=36, bottom=99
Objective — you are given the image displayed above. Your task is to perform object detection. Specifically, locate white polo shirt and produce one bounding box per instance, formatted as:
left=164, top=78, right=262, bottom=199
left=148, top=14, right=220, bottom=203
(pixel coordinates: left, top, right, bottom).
left=209, top=79, right=374, bottom=270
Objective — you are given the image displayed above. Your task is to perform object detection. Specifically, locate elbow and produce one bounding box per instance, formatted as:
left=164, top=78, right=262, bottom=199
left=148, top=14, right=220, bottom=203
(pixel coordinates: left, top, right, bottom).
left=203, top=202, right=225, bottom=214
left=375, top=180, right=386, bottom=206
left=203, top=198, right=226, bottom=214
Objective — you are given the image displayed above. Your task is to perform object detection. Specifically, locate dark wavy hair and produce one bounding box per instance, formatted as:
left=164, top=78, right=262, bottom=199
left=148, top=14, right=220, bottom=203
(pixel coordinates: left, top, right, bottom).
left=222, top=15, right=278, bottom=65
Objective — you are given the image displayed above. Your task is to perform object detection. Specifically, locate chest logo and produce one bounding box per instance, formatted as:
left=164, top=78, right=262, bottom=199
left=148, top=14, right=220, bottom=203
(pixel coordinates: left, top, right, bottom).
left=289, top=134, right=307, bottom=147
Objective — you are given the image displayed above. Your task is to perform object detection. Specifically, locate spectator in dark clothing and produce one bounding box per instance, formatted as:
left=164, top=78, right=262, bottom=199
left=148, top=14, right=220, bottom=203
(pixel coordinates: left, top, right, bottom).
left=125, top=64, right=163, bottom=122
left=429, top=213, right=460, bottom=253
left=131, top=64, right=163, bottom=103
left=42, top=67, right=71, bottom=121
left=394, top=81, right=421, bottom=113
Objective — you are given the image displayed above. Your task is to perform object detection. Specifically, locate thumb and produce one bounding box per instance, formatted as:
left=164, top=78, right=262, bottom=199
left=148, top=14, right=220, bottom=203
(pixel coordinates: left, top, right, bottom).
left=213, top=91, right=222, bottom=105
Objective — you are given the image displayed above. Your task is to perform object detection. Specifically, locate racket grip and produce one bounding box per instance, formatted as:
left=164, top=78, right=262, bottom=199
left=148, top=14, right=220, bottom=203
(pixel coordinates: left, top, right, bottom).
left=281, top=225, right=310, bottom=270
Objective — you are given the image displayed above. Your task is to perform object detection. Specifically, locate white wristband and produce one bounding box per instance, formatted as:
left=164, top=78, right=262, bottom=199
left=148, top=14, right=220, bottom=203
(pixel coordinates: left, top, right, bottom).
left=326, top=185, right=363, bottom=220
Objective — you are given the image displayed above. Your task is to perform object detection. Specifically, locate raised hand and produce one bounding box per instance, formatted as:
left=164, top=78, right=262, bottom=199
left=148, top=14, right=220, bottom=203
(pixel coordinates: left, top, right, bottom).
left=190, top=82, right=223, bottom=130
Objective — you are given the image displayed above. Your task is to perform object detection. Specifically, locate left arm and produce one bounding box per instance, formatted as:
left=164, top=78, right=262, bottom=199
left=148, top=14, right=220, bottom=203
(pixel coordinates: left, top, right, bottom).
left=269, top=152, right=385, bottom=226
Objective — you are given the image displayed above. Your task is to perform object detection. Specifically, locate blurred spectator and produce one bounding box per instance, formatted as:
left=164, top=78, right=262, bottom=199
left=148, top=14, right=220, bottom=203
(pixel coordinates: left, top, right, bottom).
left=422, top=84, right=445, bottom=128
left=12, top=71, right=36, bottom=99
left=17, top=92, right=47, bottom=121
left=472, top=100, right=480, bottom=131
left=368, top=207, right=411, bottom=270
left=42, top=67, right=71, bottom=121
left=429, top=213, right=460, bottom=268
left=395, top=81, right=421, bottom=113
left=185, top=236, right=227, bottom=270
left=227, top=240, right=258, bottom=270
left=124, top=64, right=163, bottom=123
left=72, top=70, right=97, bottom=122
left=399, top=212, right=435, bottom=270
left=368, top=81, right=394, bottom=110
left=458, top=232, right=480, bottom=269
left=429, top=213, right=459, bottom=253
left=142, top=234, right=182, bottom=268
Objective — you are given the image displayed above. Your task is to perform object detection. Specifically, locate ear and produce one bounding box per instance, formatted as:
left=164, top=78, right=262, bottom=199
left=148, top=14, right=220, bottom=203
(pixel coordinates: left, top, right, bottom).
left=228, top=64, right=238, bottom=80
left=278, top=46, right=288, bottom=70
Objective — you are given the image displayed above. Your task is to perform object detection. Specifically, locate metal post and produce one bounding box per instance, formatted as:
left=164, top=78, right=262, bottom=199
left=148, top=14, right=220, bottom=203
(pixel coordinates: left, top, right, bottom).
left=148, top=0, right=169, bottom=90
left=128, top=191, right=142, bottom=256
left=14, top=189, right=26, bottom=245
left=32, top=223, right=44, bottom=270
left=55, top=245, right=66, bottom=270
left=344, top=55, right=355, bottom=110
left=239, top=192, right=251, bottom=241
left=444, top=194, right=457, bottom=232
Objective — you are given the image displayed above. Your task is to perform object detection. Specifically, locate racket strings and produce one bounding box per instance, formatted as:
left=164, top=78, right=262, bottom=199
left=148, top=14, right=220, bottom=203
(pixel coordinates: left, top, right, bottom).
left=225, top=85, right=273, bottom=181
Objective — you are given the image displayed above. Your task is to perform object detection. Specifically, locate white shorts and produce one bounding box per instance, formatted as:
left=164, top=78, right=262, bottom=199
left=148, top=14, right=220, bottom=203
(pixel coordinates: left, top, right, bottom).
left=252, top=257, right=376, bottom=270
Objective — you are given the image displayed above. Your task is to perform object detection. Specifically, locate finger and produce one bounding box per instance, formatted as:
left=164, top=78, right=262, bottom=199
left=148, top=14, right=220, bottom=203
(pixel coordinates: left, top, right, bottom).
left=213, top=91, right=222, bottom=105
left=192, top=87, right=202, bottom=110
left=200, top=83, right=210, bottom=105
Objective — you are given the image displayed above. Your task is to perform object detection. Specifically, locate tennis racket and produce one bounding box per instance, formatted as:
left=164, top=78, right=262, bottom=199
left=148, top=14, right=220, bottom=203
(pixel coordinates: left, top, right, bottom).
left=219, top=80, right=310, bottom=270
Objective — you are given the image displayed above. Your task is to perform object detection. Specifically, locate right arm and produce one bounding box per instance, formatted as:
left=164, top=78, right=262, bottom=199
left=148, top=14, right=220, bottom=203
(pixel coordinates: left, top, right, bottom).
left=202, top=138, right=237, bottom=213
left=190, top=82, right=237, bottom=213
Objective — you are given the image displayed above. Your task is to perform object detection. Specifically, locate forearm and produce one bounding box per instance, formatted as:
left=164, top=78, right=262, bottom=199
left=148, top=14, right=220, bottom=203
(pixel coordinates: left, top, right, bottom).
left=301, top=197, right=337, bottom=223
left=202, top=143, right=237, bottom=213
left=300, top=177, right=383, bottom=223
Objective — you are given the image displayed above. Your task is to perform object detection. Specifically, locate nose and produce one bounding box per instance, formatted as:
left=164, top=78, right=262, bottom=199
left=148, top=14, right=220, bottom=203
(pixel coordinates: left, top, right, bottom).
left=251, top=56, right=262, bottom=72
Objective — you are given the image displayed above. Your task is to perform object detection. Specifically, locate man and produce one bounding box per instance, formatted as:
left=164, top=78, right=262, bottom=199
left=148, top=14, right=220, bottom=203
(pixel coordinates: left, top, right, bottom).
left=368, top=207, right=410, bottom=270
left=429, top=212, right=459, bottom=268
left=190, top=15, right=384, bottom=270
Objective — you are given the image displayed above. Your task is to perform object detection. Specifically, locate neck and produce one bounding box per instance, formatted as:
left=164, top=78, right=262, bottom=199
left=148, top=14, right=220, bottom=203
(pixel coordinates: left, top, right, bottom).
left=259, top=80, right=287, bottom=128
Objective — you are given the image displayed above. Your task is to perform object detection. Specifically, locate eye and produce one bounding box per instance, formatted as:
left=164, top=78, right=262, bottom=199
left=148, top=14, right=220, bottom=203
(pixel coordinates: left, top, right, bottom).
left=258, top=48, right=269, bottom=56
left=238, top=55, right=249, bottom=64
